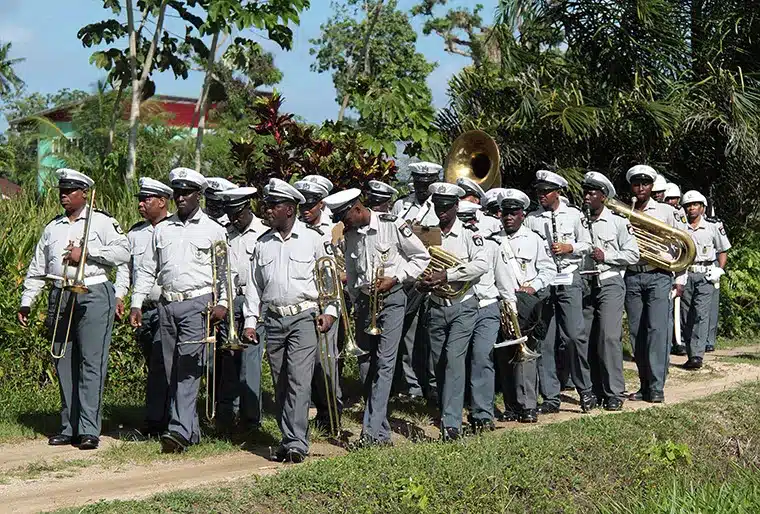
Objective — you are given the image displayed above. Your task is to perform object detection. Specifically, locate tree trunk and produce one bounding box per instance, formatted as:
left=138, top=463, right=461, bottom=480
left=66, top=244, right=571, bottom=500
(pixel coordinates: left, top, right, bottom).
left=194, top=30, right=221, bottom=172
left=106, top=82, right=125, bottom=156
left=337, top=0, right=385, bottom=122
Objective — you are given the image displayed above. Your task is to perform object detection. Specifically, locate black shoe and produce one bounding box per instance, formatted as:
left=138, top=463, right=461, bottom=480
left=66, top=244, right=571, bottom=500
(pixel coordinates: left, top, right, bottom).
left=537, top=403, right=560, bottom=414
left=470, top=418, right=495, bottom=433
left=498, top=409, right=520, bottom=422
left=628, top=390, right=648, bottom=401
left=285, top=449, right=307, bottom=464
left=519, top=409, right=538, bottom=423
left=683, top=356, right=703, bottom=370
left=671, top=344, right=687, bottom=356
left=580, top=393, right=598, bottom=413
left=48, top=434, right=72, bottom=446
left=141, top=424, right=164, bottom=438
left=441, top=427, right=460, bottom=441
left=604, top=397, right=624, bottom=411
left=705, top=345, right=715, bottom=353
left=648, top=391, right=665, bottom=403
left=160, top=431, right=189, bottom=454
left=78, top=435, right=99, bottom=450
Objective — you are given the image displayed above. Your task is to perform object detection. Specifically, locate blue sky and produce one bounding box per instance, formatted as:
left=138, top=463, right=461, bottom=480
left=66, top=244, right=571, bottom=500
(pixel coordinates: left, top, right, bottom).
left=1, top=0, right=497, bottom=131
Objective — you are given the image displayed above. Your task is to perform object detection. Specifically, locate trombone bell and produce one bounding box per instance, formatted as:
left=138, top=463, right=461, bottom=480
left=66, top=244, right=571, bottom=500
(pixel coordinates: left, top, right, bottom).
left=444, top=130, right=501, bottom=190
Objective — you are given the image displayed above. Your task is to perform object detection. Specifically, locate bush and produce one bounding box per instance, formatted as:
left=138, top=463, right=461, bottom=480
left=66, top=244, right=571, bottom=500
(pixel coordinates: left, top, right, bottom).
left=720, top=234, right=760, bottom=338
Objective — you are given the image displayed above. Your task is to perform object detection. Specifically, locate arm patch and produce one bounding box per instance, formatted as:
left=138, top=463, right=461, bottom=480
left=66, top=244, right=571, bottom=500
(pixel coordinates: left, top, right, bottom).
left=399, top=223, right=413, bottom=238
left=473, top=234, right=484, bottom=246
left=324, top=242, right=334, bottom=255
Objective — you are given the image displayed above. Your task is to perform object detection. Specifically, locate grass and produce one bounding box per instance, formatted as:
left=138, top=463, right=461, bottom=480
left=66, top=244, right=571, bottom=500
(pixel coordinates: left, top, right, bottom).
left=718, top=352, right=760, bottom=366
left=48, top=380, right=760, bottom=514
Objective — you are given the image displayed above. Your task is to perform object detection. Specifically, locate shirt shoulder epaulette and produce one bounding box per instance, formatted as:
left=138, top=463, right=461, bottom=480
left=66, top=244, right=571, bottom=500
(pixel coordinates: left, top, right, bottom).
left=47, top=213, right=65, bottom=225
left=208, top=216, right=226, bottom=228
left=530, top=228, right=547, bottom=240
left=306, top=224, right=324, bottom=236
left=257, top=228, right=274, bottom=241
left=378, top=213, right=398, bottom=222
left=485, top=234, right=501, bottom=244
left=95, top=208, right=114, bottom=218
left=464, top=224, right=478, bottom=232
left=128, top=220, right=149, bottom=233
left=705, top=216, right=722, bottom=224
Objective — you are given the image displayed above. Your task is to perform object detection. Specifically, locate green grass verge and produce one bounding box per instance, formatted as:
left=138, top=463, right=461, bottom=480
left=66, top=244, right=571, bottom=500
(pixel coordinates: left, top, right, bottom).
left=49, top=380, right=760, bottom=514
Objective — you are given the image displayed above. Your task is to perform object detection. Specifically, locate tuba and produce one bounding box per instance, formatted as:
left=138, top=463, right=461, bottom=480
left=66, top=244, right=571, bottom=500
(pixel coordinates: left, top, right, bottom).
left=605, top=198, right=696, bottom=273
left=444, top=130, right=502, bottom=190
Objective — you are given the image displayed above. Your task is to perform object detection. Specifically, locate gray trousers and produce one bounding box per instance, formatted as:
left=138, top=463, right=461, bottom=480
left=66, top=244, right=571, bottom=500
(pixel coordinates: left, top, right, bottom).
left=468, top=301, right=499, bottom=422
left=708, top=286, right=720, bottom=346
left=137, top=306, right=168, bottom=429
left=311, top=313, right=342, bottom=424
left=393, top=285, right=426, bottom=397
left=681, top=272, right=714, bottom=359
left=264, top=308, right=319, bottom=454
left=583, top=276, right=626, bottom=401
left=158, top=293, right=212, bottom=444
left=217, top=295, right=264, bottom=426
left=48, top=282, right=115, bottom=437
left=539, top=272, right=592, bottom=406
left=427, top=296, right=479, bottom=430
left=356, top=287, right=406, bottom=442
left=625, top=271, right=673, bottom=394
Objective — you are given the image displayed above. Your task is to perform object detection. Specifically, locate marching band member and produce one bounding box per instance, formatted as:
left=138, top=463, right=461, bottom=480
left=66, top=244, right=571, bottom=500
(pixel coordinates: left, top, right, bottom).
left=302, top=174, right=335, bottom=219
left=324, top=189, right=430, bottom=447
left=624, top=165, right=687, bottom=403
left=114, top=177, right=172, bottom=437
left=706, top=205, right=726, bottom=353
left=494, top=189, right=556, bottom=422
left=456, top=177, right=502, bottom=235
left=483, top=188, right=508, bottom=221
left=19, top=169, right=129, bottom=450
left=420, top=183, right=489, bottom=440
left=215, top=187, right=266, bottom=430
left=129, top=167, right=229, bottom=453
left=364, top=180, right=398, bottom=213
left=524, top=170, right=595, bottom=413
left=679, top=190, right=731, bottom=369
left=580, top=172, right=640, bottom=411
left=204, top=177, right=238, bottom=226
left=458, top=201, right=501, bottom=431
left=652, top=174, right=668, bottom=203
left=242, top=178, right=338, bottom=463
left=664, top=183, right=682, bottom=210
left=293, top=179, right=342, bottom=431
left=392, top=162, right=441, bottom=402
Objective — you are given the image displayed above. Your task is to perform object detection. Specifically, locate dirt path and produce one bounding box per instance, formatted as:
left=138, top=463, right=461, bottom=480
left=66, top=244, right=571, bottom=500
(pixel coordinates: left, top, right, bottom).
left=2, top=345, right=759, bottom=514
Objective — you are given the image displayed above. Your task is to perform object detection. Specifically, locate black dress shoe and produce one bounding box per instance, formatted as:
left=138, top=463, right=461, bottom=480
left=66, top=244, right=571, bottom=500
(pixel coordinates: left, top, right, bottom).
left=683, top=356, right=703, bottom=370
left=604, top=397, right=623, bottom=411
left=285, top=449, right=307, bottom=464
left=498, top=409, right=520, bottom=422
left=470, top=418, right=495, bottom=433
left=441, top=427, right=461, bottom=441
left=705, top=345, right=715, bottom=353
left=580, top=393, right=598, bottom=413
left=78, top=435, right=99, bottom=450
left=648, top=391, right=665, bottom=403
left=537, top=403, right=560, bottom=414
left=519, top=409, right=538, bottom=423
left=48, top=434, right=73, bottom=446
left=671, top=344, right=687, bottom=356
left=628, top=390, right=648, bottom=401
left=160, top=431, right=190, bottom=454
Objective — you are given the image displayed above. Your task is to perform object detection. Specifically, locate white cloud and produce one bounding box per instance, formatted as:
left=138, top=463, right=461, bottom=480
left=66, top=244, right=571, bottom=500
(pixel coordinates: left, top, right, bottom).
left=0, top=24, right=33, bottom=44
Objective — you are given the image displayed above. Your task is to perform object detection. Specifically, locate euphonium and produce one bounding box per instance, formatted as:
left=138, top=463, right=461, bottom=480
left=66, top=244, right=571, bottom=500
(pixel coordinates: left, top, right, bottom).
left=494, top=300, right=536, bottom=362
left=605, top=198, right=696, bottom=273
left=419, top=246, right=470, bottom=300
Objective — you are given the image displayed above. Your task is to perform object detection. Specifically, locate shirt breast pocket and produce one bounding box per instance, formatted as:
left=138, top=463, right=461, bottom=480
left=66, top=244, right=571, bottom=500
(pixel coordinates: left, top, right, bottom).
left=597, top=235, right=615, bottom=251
left=190, top=241, right=213, bottom=266
left=289, top=255, right=313, bottom=280
left=374, top=242, right=394, bottom=268
left=156, top=240, right=173, bottom=265
left=257, top=255, right=276, bottom=282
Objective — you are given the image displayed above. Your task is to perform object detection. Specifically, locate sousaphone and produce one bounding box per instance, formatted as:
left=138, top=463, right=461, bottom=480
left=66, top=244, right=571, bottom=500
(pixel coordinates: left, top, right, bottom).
left=443, top=130, right=501, bottom=190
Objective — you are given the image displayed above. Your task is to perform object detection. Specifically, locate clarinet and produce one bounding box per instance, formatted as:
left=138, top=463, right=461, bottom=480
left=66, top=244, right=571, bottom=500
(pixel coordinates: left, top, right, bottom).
left=550, top=211, right=564, bottom=271
left=583, top=204, right=600, bottom=288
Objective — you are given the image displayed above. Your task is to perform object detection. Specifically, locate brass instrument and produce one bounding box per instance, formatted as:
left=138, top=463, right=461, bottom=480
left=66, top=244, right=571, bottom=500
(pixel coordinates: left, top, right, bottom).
left=605, top=198, right=696, bottom=273
left=365, top=255, right=384, bottom=336
left=494, top=300, right=536, bottom=361
left=314, top=256, right=343, bottom=436
left=419, top=246, right=470, bottom=300
left=444, top=130, right=501, bottom=190
left=50, top=188, right=97, bottom=360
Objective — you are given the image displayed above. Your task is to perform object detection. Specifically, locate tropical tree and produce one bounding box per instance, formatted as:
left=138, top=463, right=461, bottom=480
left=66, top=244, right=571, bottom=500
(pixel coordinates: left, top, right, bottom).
left=0, top=42, right=25, bottom=99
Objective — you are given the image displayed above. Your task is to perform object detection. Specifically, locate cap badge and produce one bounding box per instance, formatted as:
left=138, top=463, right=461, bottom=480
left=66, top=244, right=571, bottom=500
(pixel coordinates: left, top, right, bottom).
left=179, top=169, right=187, bottom=178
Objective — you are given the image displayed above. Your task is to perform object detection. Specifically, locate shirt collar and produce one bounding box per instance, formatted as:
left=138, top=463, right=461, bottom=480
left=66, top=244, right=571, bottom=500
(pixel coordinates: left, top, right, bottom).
left=443, top=218, right=463, bottom=238
left=57, top=205, right=91, bottom=224
left=169, top=207, right=204, bottom=225
left=594, top=206, right=613, bottom=222
left=688, top=216, right=708, bottom=230
left=541, top=202, right=568, bottom=216
left=358, top=211, right=379, bottom=235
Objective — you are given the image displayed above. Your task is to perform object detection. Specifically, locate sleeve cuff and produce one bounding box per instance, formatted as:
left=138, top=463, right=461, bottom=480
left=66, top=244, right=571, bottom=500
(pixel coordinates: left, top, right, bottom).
left=131, top=294, right=146, bottom=309
left=20, top=296, right=33, bottom=308
left=114, top=288, right=127, bottom=300
left=244, top=317, right=258, bottom=330
left=217, top=299, right=229, bottom=309
left=324, top=304, right=339, bottom=319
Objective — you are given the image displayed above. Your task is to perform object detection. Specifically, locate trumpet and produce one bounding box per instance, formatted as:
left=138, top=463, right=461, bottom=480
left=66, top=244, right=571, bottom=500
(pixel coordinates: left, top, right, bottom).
left=365, top=254, right=384, bottom=336
left=494, top=300, right=536, bottom=362
left=314, top=257, right=343, bottom=436
left=50, top=188, right=97, bottom=360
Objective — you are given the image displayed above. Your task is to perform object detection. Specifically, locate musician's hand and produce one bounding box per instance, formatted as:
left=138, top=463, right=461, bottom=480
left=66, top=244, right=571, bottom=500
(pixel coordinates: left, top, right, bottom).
left=416, top=281, right=432, bottom=293
left=243, top=328, right=259, bottom=345
left=673, top=284, right=685, bottom=298
left=518, top=285, right=536, bottom=295
left=317, top=314, right=336, bottom=333
left=426, top=270, right=447, bottom=286
left=340, top=272, right=347, bottom=285
left=551, top=242, right=573, bottom=255
left=115, top=298, right=125, bottom=321
left=210, top=305, right=227, bottom=323
left=591, top=247, right=605, bottom=263
left=376, top=276, right=397, bottom=294
left=129, top=307, right=143, bottom=328
left=65, top=244, right=82, bottom=265
left=17, top=306, right=30, bottom=327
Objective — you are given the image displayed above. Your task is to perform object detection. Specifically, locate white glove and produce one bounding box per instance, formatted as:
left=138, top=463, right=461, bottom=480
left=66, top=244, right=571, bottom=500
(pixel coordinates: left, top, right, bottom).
left=705, top=266, right=725, bottom=284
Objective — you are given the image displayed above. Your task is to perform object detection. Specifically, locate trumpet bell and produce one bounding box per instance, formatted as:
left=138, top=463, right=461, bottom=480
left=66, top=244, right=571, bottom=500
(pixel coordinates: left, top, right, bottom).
left=444, top=130, right=501, bottom=190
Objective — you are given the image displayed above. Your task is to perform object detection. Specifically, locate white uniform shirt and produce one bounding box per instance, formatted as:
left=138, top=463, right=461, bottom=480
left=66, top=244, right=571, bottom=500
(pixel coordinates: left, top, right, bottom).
left=22, top=206, right=130, bottom=308
left=114, top=218, right=169, bottom=302
left=469, top=225, right=507, bottom=304
left=243, top=220, right=338, bottom=329
left=476, top=210, right=502, bottom=236
left=525, top=202, right=591, bottom=268
left=685, top=217, right=731, bottom=263
left=392, top=194, right=439, bottom=226
left=585, top=207, right=640, bottom=280
left=132, top=208, right=229, bottom=309
left=494, top=225, right=557, bottom=293
left=343, top=211, right=431, bottom=301
left=228, top=215, right=266, bottom=294
left=435, top=218, right=489, bottom=303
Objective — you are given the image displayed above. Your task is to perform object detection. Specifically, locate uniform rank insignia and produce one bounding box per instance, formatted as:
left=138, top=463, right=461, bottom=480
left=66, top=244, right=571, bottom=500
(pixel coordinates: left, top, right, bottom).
left=400, top=224, right=413, bottom=238
left=114, top=221, right=124, bottom=234
left=719, top=224, right=726, bottom=235
left=324, top=242, right=334, bottom=255
left=675, top=212, right=687, bottom=224
left=473, top=234, right=483, bottom=246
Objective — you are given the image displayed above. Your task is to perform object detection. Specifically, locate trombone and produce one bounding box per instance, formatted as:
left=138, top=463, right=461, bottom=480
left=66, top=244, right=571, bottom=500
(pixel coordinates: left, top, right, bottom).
left=314, top=256, right=343, bottom=437
left=50, top=188, right=97, bottom=359
left=327, top=246, right=364, bottom=357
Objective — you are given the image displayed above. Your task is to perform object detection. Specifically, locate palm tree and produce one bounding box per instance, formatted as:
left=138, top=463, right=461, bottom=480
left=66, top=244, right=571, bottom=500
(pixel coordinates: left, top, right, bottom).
left=0, top=41, right=25, bottom=98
